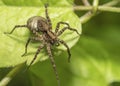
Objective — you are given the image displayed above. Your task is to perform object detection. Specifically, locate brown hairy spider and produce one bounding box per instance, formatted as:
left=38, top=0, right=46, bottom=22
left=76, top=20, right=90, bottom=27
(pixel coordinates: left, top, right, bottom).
left=4, top=4, right=79, bottom=86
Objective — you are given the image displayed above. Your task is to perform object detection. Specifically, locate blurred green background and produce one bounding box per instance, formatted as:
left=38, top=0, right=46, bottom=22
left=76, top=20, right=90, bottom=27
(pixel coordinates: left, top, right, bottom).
left=0, top=0, right=120, bottom=86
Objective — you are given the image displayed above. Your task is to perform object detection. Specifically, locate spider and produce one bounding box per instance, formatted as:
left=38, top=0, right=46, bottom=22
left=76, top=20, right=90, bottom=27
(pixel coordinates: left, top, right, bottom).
left=4, top=4, right=79, bottom=86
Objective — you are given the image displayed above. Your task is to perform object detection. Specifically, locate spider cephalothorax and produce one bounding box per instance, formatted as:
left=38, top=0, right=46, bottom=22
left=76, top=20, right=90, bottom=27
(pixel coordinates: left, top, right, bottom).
left=5, top=4, right=79, bottom=86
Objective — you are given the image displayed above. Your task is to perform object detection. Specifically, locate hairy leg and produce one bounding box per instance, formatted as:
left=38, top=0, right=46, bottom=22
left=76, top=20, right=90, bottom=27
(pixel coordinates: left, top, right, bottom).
left=55, top=22, right=70, bottom=33
left=21, top=38, right=31, bottom=57
left=21, top=37, right=43, bottom=57
left=46, top=43, right=60, bottom=86
left=4, top=25, right=27, bottom=34
left=44, top=4, right=52, bottom=30
left=57, top=27, right=80, bottom=36
left=27, top=44, right=44, bottom=69
left=58, top=39, right=71, bottom=62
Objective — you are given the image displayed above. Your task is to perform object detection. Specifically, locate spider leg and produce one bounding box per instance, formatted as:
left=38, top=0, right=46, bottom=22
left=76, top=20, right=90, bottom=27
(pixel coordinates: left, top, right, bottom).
left=4, top=25, right=27, bottom=34
left=45, top=4, right=52, bottom=30
left=27, top=44, right=44, bottom=69
left=21, top=37, right=39, bottom=57
left=55, top=22, right=70, bottom=33
left=21, top=38, right=31, bottom=57
left=58, top=39, right=71, bottom=62
left=46, top=43, right=60, bottom=86
left=57, top=27, right=80, bottom=36
left=21, top=36, right=43, bottom=57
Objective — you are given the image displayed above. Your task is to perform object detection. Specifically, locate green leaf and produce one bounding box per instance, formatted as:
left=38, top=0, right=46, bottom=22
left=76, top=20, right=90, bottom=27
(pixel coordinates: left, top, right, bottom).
left=0, top=1, right=81, bottom=67
left=30, top=33, right=120, bottom=86
left=0, top=0, right=74, bottom=6
left=70, top=32, right=120, bottom=86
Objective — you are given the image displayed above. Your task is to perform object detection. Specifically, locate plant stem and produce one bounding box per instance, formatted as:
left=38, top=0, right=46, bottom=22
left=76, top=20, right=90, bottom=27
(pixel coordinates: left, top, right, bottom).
left=93, top=0, right=99, bottom=13
left=74, top=6, right=120, bottom=13
left=99, top=6, right=120, bottom=13
left=82, top=0, right=91, bottom=6
left=0, top=63, right=24, bottom=86
left=79, top=0, right=99, bottom=24
left=76, top=0, right=120, bottom=24
left=104, top=0, right=120, bottom=6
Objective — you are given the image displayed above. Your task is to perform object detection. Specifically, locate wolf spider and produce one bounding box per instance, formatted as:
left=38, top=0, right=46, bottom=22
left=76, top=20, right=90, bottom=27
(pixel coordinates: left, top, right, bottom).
left=4, top=4, right=79, bottom=86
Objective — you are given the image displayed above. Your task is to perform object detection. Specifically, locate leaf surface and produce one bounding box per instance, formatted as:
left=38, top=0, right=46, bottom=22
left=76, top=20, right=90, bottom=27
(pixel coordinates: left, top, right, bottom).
left=0, top=0, right=81, bottom=67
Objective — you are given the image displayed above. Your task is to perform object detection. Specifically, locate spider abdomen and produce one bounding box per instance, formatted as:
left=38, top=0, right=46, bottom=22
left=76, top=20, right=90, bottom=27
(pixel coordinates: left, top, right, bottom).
left=27, top=16, right=49, bottom=32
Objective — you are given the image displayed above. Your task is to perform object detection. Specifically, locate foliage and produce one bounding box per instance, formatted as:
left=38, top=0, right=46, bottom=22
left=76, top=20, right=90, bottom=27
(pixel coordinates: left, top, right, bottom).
left=0, top=0, right=81, bottom=67
left=0, top=0, right=120, bottom=86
